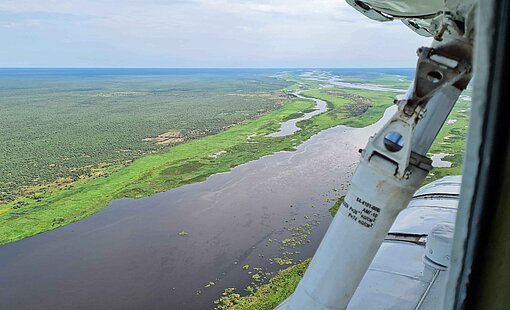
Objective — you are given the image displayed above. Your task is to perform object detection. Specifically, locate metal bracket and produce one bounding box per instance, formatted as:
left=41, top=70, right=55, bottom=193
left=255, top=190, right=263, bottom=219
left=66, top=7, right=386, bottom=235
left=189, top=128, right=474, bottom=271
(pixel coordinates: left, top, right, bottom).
left=362, top=45, right=470, bottom=179
left=362, top=100, right=423, bottom=178
left=404, top=47, right=470, bottom=115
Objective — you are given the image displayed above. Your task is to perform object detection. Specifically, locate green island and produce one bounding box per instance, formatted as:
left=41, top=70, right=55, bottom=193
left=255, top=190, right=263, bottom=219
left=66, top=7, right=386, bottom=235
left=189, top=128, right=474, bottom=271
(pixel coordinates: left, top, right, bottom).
left=216, top=96, right=470, bottom=309
left=0, top=74, right=396, bottom=245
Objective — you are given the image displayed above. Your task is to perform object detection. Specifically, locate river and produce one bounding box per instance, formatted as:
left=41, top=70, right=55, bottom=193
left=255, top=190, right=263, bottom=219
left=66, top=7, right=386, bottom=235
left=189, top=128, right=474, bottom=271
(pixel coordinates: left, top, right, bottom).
left=267, top=92, right=329, bottom=137
left=0, top=87, right=397, bottom=310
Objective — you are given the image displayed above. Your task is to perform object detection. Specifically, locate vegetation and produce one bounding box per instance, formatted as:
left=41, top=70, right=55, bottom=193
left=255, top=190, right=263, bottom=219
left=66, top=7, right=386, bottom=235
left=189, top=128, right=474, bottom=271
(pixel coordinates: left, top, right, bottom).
left=0, top=79, right=394, bottom=244
left=0, top=73, right=289, bottom=203
left=426, top=98, right=470, bottom=181
left=337, top=73, right=412, bottom=90
left=214, top=259, right=311, bottom=310
left=1, top=70, right=470, bottom=308
left=328, top=195, right=345, bottom=217
left=301, top=88, right=393, bottom=127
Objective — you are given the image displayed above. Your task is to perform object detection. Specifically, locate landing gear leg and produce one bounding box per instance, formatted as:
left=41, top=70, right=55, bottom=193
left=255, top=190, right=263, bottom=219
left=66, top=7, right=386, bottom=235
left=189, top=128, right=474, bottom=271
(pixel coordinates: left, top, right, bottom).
left=278, top=44, right=472, bottom=310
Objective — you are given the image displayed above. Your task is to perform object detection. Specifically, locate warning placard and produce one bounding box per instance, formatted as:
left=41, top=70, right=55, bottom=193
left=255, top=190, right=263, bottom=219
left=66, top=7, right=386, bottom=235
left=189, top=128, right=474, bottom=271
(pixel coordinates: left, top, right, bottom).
left=340, top=195, right=380, bottom=229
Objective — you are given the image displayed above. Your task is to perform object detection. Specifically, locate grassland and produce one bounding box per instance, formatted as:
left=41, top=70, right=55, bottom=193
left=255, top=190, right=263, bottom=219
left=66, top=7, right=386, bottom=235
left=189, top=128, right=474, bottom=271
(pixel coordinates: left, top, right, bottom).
left=0, top=77, right=396, bottom=244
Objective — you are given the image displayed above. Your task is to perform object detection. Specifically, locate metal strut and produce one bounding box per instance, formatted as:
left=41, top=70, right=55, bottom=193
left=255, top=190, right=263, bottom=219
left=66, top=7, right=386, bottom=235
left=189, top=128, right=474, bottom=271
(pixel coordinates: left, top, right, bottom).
left=276, top=42, right=472, bottom=310
left=364, top=44, right=471, bottom=179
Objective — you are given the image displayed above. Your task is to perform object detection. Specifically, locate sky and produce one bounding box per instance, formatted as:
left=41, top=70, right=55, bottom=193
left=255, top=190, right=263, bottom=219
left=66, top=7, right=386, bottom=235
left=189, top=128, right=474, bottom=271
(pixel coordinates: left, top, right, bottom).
left=0, top=0, right=431, bottom=68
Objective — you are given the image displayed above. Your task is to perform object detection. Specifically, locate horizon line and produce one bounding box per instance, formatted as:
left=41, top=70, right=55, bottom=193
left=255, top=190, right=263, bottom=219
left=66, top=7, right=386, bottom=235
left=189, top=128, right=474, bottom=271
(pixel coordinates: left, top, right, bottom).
left=0, top=66, right=416, bottom=70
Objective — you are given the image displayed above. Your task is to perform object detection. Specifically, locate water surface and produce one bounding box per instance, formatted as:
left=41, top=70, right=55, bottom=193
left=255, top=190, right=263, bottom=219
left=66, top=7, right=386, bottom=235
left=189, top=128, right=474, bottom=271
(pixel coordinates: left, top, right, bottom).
left=267, top=92, right=328, bottom=137
left=0, top=102, right=396, bottom=310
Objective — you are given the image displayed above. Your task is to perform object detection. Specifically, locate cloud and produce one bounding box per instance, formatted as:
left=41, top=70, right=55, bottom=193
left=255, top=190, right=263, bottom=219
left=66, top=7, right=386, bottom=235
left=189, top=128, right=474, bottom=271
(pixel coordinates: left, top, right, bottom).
left=0, top=0, right=430, bottom=67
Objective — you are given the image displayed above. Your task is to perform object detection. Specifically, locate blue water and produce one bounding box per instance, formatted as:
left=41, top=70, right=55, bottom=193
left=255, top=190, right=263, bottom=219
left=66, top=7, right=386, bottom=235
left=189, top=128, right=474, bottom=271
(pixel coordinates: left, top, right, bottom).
left=0, top=67, right=415, bottom=78
left=324, top=68, right=415, bottom=78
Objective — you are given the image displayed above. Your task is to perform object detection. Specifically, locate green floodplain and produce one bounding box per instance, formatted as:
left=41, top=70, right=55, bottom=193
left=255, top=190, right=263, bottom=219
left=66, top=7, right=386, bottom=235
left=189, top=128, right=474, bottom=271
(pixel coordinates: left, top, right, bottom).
left=0, top=70, right=400, bottom=244
left=0, top=69, right=469, bottom=309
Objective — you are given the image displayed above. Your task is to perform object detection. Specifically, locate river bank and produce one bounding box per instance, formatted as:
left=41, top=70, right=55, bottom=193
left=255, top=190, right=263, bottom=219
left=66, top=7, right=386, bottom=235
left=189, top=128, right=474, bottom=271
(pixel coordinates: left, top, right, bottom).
left=0, top=76, right=395, bottom=245
left=0, top=99, right=397, bottom=310
left=0, top=71, right=413, bottom=310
